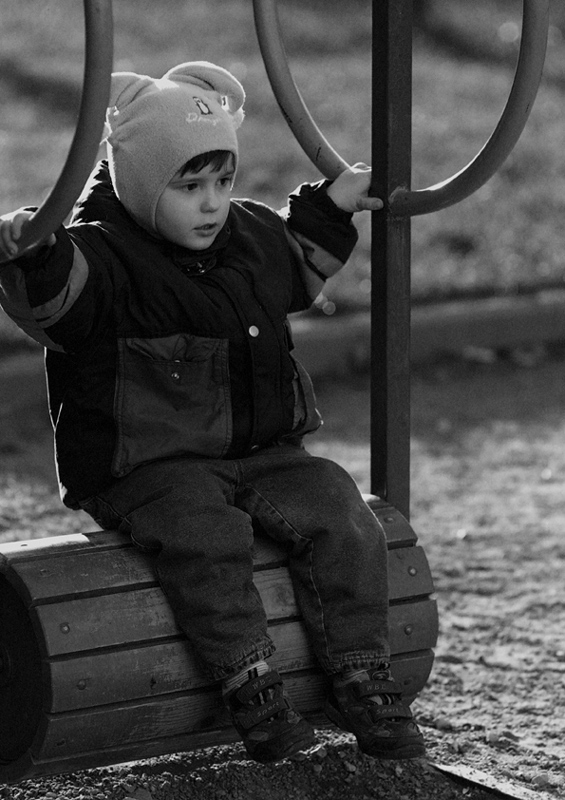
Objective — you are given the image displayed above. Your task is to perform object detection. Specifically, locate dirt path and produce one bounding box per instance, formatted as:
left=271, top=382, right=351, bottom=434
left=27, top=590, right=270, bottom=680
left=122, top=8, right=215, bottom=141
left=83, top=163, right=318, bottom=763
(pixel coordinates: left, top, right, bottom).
left=1, top=351, right=564, bottom=798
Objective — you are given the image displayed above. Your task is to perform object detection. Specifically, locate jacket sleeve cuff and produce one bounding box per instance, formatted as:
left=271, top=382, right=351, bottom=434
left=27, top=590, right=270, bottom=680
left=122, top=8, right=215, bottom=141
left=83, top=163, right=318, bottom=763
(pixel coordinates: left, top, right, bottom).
left=286, top=180, right=358, bottom=263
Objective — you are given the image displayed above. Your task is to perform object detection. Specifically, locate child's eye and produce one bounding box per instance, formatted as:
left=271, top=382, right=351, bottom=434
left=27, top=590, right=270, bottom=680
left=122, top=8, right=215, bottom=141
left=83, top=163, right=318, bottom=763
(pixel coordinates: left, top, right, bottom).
left=183, top=183, right=198, bottom=192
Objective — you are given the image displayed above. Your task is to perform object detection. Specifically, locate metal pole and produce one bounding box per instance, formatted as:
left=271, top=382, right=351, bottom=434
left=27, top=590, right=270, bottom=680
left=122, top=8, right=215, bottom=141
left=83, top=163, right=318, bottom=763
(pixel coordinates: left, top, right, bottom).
left=371, top=0, right=413, bottom=517
left=251, top=0, right=547, bottom=517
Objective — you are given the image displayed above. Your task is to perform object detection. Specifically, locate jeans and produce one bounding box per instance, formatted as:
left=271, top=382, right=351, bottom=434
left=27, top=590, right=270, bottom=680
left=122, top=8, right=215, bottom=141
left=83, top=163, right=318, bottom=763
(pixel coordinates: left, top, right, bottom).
left=79, top=444, right=390, bottom=681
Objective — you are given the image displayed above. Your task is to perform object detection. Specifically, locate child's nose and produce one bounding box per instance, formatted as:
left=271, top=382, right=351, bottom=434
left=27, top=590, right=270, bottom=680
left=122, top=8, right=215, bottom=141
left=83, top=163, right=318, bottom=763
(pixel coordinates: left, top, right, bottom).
left=201, top=188, right=220, bottom=212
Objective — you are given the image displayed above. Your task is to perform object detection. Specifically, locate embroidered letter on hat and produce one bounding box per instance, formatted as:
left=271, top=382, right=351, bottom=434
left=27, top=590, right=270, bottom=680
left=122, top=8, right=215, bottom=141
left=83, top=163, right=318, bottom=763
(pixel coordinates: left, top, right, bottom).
left=194, top=97, right=212, bottom=115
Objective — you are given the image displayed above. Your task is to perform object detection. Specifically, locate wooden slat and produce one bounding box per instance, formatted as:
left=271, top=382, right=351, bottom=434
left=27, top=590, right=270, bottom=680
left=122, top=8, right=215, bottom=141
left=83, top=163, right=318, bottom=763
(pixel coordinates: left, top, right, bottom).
left=364, top=497, right=418, bottom=548
left=388, top=546, right=434, bottom=598
left=0, top=531, right=127, bottom=562
left=47, top=639, right=198, bottom=711
left=389, top=599, right=438, bottom=654
left=390, top=649, right=434, bottom=700
left=9, top=548, right=157, bottom=603
left=35, top=587, right=178, bottom=656
left=8, top=540, right=432, bottom=605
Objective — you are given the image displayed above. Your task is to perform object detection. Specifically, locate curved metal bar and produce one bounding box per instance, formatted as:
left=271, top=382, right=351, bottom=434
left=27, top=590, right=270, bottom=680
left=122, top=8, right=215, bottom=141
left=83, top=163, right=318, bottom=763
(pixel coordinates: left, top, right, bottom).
left=3, top=0, right=113, bottom=261
left=252, top=0, right=350, bottom=180
left=391, top=0, right=549, bottom=216
left=253, top=0, right=549, bottom=215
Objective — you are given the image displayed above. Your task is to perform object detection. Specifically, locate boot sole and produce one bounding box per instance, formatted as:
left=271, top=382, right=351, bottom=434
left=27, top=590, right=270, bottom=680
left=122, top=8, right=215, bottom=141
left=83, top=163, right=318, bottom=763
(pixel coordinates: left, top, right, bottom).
left=324, top=700, right=426, bottom=760
left=247, top=724, right=316, bottom=763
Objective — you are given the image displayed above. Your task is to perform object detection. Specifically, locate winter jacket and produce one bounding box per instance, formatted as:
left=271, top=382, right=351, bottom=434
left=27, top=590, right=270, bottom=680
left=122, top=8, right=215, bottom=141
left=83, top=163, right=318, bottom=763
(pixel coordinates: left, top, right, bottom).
left=0, top=161, right=359, bottom=508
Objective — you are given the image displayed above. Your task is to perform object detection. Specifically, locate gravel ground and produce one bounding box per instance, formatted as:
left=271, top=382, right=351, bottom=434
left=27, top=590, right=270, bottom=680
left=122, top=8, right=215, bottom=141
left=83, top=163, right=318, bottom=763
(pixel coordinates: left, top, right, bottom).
left=2, top=730, right=499, bottom=800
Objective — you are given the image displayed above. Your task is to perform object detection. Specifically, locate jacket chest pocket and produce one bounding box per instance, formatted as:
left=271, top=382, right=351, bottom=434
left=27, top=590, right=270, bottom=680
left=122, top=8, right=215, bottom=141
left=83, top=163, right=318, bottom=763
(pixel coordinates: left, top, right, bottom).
left=112, top=334, right=232, bottom=477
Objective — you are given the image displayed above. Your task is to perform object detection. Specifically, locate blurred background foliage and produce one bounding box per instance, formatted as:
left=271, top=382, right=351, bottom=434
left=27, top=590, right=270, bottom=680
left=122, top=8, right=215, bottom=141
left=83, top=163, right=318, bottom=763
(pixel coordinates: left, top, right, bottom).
left=0, top=0, right=564, bottom=341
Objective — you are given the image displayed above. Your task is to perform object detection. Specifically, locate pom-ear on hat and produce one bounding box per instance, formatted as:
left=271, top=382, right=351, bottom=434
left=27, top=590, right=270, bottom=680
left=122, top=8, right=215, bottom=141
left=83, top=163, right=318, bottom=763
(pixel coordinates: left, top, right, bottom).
left=105, top=61, right=245, bottom=233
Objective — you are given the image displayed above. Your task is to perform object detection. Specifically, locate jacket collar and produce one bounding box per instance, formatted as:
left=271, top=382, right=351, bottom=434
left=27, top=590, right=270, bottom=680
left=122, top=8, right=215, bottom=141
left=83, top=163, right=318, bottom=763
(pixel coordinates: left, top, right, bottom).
left=161, top=221, right=231, bottom=275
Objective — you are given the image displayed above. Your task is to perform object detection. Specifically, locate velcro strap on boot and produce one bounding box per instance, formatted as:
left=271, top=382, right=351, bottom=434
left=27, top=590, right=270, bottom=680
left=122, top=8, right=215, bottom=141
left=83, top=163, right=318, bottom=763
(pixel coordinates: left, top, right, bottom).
left=236, top=696, right=289, bottom=730
left=235, top=669, right=282, bottom=703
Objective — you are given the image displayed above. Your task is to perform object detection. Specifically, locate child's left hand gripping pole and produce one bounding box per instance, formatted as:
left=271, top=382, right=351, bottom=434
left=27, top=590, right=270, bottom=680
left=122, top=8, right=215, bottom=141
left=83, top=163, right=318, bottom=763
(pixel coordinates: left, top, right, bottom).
left=0, top=0, right=113, bottom=265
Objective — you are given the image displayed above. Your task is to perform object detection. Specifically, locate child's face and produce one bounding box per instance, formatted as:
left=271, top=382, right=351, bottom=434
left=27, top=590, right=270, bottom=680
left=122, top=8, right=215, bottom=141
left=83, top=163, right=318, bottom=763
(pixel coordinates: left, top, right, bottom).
left=155, top=161, right=234, bottom=250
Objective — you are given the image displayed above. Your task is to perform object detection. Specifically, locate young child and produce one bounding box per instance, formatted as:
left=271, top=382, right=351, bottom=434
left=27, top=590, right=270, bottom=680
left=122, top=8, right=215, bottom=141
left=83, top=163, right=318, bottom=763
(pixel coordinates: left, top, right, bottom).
left=0, top=62, right=425, bottom=764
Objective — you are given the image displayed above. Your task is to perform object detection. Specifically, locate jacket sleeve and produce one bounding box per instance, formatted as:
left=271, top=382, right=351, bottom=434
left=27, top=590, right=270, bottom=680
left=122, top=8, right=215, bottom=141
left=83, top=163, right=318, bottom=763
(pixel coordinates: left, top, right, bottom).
left=0, top=224, right=112, bottom=354
left=280, top=179, right=359, bottom=301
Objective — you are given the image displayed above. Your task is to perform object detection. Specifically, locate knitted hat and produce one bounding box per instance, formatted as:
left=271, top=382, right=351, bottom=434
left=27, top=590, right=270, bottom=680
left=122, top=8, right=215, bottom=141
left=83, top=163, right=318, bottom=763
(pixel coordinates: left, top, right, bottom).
left=105, top=61, right=245, bottom=232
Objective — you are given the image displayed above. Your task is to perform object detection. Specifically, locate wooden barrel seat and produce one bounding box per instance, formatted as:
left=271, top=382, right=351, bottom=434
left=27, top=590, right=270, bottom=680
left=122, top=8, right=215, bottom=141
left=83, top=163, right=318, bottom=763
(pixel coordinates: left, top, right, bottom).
left=0, top=495, right=437, bottom=783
